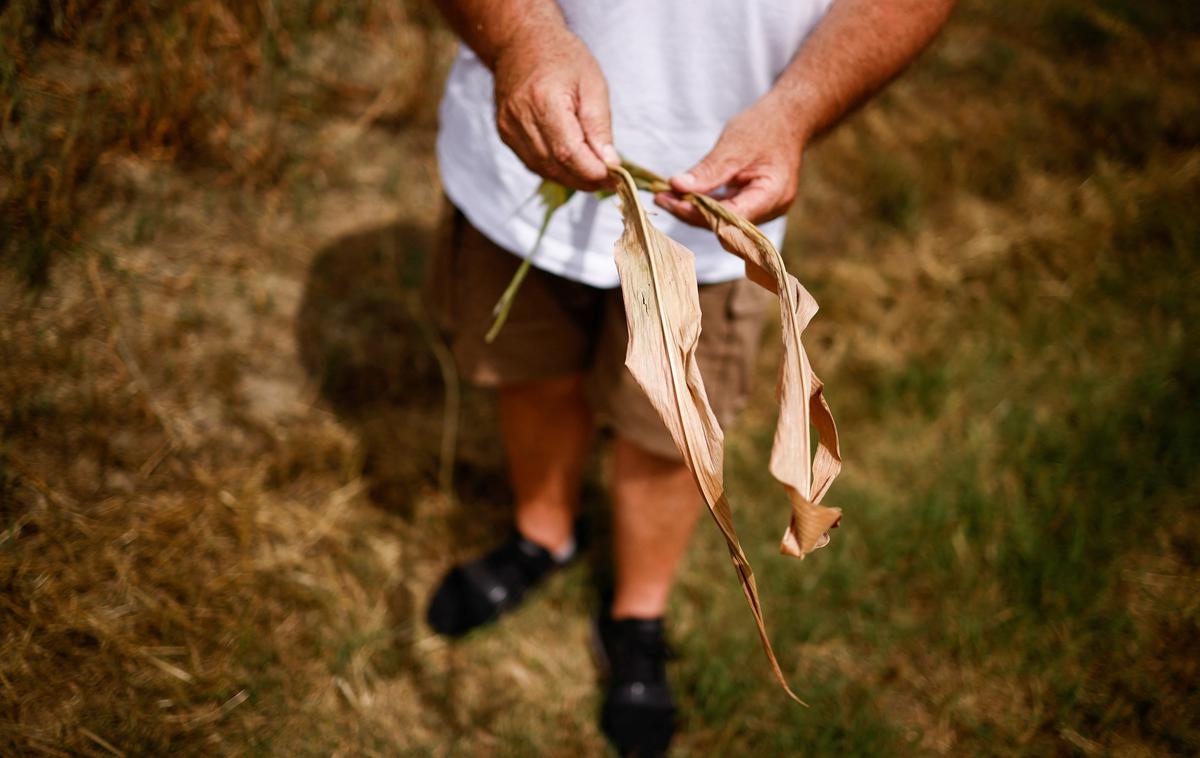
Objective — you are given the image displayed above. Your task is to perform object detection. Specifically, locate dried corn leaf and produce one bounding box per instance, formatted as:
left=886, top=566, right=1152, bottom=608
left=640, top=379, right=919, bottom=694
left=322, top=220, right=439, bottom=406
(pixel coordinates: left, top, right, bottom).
left=607, top=165, right=804, bottom=703
left=622, top=162, right=843, bottom=558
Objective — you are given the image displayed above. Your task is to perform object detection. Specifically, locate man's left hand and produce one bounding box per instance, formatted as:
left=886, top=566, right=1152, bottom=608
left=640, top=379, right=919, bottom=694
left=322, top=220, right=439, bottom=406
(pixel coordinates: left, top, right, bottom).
left=655, top=92, right=807, bottom=227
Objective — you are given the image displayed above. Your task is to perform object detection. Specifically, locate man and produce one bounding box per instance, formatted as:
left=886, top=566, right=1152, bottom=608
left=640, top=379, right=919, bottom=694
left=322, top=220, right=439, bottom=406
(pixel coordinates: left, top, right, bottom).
left=425, top=1, right=955, bottom=754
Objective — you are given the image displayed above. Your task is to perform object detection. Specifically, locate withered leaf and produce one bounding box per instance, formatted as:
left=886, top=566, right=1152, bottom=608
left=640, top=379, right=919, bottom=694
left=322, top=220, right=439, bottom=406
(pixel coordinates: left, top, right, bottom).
left=621, top=162, right=843, bottom=559
left=608, top=165, right=806, bottom=703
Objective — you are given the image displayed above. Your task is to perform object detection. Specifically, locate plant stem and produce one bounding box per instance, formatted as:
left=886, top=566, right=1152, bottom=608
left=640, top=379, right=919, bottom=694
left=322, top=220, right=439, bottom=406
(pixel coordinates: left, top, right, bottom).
left=485, top=181, right=573, bottom=343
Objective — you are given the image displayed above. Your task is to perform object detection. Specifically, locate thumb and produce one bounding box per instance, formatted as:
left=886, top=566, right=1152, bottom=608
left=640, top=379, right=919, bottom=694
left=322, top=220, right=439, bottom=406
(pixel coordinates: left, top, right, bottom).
left=578, top=75, right=619, bottom=166
left=672, top=140, right=741, bottom=194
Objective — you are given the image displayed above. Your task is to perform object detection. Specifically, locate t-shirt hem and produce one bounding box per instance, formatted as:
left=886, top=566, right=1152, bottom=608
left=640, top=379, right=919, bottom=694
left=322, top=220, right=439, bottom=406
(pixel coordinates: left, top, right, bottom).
left=439, top=146, right=749, bottom=290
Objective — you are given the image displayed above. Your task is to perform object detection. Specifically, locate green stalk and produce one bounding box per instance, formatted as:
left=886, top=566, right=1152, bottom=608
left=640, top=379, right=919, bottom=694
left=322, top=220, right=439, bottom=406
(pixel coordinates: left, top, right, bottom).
left=485, top=181, right=575, bottom=343
left=485, top=164, right=659, bottom=343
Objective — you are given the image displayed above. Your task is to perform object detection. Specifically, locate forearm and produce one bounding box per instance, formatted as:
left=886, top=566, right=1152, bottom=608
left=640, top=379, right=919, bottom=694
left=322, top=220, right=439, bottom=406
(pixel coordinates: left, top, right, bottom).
left=770, top=0, right=957, bottom=142
left=434, top=0, right=570, bottom=70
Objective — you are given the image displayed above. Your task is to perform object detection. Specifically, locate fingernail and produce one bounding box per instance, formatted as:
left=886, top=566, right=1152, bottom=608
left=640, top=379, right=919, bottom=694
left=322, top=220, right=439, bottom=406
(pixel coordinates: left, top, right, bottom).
left=674, top=172, right=696, bottom=190
left=601, top=144, right=620, bottom=166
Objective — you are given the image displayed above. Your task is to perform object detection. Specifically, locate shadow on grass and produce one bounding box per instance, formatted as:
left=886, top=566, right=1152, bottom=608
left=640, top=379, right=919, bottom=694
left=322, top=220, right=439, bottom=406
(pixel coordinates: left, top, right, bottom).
left=296, top=219, right=509, bottom=513
left=294, top=218, right=514, bottom=731
left=293, top=217, right=626, bottom=743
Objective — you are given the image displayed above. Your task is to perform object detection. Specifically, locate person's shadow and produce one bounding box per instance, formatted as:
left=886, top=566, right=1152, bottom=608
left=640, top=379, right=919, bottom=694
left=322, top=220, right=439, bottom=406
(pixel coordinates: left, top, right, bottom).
left=295, top=219, right=512, bottom=513
left=295, top=218, right=516, bottom=733
left=295, top=219, right=614, bottom=738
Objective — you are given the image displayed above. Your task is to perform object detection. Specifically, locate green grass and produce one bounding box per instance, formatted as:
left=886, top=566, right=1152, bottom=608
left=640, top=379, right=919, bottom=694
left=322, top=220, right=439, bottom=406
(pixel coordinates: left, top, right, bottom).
left=666, top=4, right=1199, bottom=751
left=1, top=0, right=1197, bottom=755
left=680, top=163, right=1199, bottom=757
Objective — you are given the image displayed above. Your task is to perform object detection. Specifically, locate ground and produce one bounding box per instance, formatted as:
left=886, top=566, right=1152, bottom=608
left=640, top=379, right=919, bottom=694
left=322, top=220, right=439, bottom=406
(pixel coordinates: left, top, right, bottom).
left=1, top=1, right=1198, bottom=755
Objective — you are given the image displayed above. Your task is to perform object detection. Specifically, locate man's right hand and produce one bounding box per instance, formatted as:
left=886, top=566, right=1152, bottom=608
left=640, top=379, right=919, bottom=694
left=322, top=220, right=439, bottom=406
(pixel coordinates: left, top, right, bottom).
left=492, top=28, right=618, bottom=191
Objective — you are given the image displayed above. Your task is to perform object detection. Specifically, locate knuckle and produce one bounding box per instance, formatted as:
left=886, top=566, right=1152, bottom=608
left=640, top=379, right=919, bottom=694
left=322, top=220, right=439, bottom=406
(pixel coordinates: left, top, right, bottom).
left=495, top=103, right=514, bottom=128
left=526, top=78, right=559, bottom=109
left=496, top=105, right=526, bottom=136
left=551, top=141, right=581, bottom=166
left=577, top=85, right=608, bottom=114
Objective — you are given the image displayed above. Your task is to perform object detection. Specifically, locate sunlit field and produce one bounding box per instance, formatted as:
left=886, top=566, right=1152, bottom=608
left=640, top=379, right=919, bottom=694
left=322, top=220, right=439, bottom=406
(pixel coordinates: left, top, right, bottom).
left=2, top=1, right=1197, bottom=755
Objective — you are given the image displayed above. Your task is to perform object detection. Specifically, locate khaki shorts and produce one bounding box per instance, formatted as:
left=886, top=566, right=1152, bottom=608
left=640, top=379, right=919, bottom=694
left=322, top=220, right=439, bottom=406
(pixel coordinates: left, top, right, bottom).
left=426, top=205, right=772, bottom=461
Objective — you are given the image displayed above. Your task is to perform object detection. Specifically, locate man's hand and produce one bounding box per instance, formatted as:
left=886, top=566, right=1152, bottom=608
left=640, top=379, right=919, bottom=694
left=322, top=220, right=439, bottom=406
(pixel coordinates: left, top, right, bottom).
left=655, top=93, right=805, bottom=226
left=656, top=0, right=956, bottom=227
left=493, top=29, right=619, bottom=191
left=434, top=0, right=618, bottom=190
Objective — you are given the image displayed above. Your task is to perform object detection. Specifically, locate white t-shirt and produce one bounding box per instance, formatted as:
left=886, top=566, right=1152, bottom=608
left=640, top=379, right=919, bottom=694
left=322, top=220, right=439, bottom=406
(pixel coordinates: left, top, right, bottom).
left=437, top=0, right=833, bottom=289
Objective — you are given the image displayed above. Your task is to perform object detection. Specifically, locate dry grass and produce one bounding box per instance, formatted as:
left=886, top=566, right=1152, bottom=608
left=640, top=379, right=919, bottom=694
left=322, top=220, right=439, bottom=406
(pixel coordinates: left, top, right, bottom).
left=2, top=0, right=1198, bottom=755
left=1, top=0, right=441, bottom=286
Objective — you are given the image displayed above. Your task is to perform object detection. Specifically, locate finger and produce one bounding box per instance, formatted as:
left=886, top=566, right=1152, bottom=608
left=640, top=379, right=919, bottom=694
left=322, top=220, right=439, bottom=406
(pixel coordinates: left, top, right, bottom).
left=670, top=140, right=744, bottom=196
left=724, top=182, right=783, bottom=224
left=527, top=141, right=584, bottom=188
left=577, top=74, right=619, bottom=168
left=504, top=104, right=593, bottom=188
left=654, top=193, right=709, bottom=228
left=499, top=105, right=556, bottom=178
left=535, top=94, right=610, bottom=189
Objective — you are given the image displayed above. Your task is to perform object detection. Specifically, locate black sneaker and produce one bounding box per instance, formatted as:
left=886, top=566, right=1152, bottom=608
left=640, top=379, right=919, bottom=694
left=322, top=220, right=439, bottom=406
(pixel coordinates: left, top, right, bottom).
left=426, top=531, right=571, bottom=637
left=593, top=614, right=677, bottom=757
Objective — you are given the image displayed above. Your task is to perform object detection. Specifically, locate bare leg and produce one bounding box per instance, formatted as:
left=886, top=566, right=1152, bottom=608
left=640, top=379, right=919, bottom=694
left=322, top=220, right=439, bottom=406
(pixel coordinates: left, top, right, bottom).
left=498, top=373, right=593, bottom=553
left=609, top=435, right=704, bottom=619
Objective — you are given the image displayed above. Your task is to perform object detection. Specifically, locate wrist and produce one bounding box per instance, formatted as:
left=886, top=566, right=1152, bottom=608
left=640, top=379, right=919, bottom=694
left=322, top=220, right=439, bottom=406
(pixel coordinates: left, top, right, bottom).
left=487, top=14, right=572, bottom=71
left=762, top=80, right=822, bottom=147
